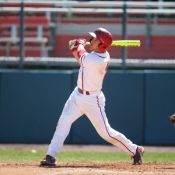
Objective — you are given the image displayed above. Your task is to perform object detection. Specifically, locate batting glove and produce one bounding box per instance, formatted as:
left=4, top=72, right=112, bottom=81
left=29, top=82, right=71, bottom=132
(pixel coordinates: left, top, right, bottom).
left=69, top=39, right=86, bottom=52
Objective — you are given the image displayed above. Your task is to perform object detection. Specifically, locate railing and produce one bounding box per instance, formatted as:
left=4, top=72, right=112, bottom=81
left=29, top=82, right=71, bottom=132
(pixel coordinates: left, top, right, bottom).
left=0, top=0, right=175, bottom=14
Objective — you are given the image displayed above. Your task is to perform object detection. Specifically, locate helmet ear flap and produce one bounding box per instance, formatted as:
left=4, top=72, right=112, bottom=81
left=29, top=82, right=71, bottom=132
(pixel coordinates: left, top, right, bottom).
left=98, top=43, right=107, bottom=52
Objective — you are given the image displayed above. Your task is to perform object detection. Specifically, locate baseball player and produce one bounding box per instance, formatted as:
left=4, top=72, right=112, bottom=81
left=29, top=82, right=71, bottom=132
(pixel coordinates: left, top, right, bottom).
left=40, top=28, right=144, bottom=167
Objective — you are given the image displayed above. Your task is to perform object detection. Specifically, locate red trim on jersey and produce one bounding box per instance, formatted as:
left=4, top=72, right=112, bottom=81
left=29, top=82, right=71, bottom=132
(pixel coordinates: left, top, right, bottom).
left=80, top=54, right=86, bottom=91
left=96, top=96, right=135, bottom=156
left=81, top=62, right=84, bottom=91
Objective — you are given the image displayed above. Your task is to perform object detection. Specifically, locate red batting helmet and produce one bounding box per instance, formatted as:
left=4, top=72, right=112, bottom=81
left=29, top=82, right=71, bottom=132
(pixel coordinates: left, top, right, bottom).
left=88, top=28, right=112, bottom=52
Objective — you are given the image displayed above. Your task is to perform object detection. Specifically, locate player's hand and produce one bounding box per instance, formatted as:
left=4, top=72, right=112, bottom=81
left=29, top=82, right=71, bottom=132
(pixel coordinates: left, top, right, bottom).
left=77, top=38, right=87, bottom=46
left=69, top=39, right=86, bottom=51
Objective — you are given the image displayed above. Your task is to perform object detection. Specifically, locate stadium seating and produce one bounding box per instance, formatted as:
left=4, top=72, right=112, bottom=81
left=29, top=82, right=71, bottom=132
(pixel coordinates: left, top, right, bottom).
left=53, top=15, right=175, bottom=59
left=0, top=14, right=52, bottom=57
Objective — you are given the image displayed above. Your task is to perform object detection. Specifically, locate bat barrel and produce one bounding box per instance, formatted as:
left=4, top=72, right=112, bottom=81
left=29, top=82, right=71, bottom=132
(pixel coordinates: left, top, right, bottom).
left=112, top=40, right=141, bottom=47
left=86, top=40, right=141, bottom=47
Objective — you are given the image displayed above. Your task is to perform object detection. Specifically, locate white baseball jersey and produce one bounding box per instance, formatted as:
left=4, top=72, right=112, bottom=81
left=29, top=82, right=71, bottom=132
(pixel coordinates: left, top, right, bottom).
left=77, top=51, right=110, bottom=93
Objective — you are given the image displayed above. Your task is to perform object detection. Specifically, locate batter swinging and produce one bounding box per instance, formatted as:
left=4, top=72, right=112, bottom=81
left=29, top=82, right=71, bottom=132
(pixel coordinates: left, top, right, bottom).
left=40, top=28, right=144, bottom=166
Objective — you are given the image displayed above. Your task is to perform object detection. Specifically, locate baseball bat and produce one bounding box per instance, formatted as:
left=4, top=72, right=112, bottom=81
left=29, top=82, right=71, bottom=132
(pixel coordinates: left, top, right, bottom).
left=86, top=40, right=141, bottom=47
left=111, top=40, right=141, bottom=47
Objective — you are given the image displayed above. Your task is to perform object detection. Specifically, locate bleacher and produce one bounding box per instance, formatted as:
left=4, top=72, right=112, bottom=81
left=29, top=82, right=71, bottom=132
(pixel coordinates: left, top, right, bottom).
left=0, top=15, right=51, bottom=57
left=0, top=0, right=175, bottom=69
left=0, top=1, right=54, bottom=57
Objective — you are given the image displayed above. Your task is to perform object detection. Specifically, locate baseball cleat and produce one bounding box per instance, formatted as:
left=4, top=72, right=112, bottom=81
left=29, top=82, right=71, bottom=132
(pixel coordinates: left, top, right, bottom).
left=132, top=146, right=144, bottom=165
left=40, top=155, right=56, bottom=167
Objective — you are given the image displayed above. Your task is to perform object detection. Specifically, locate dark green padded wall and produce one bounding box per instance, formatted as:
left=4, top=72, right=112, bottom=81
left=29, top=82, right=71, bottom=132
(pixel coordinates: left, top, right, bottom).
left=0, top=70, right=175, bottom=145
left=145, top=71, right=175, bottom=145
left=0, top=70, right=72, bottom=143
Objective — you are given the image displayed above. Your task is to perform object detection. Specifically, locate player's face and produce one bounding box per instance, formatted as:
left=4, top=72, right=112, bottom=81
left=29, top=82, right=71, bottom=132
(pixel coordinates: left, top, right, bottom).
left=89, top=37, right=101, bottom=52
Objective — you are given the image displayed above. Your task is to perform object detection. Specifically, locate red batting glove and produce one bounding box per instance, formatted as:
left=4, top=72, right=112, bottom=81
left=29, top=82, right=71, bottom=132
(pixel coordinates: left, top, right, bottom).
left=69, top=39, right=86, bottom=52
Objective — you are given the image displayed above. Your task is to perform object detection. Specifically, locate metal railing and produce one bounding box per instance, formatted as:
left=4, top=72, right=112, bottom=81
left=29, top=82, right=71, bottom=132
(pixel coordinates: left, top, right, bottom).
left=0, top=0, right=175, bottom=14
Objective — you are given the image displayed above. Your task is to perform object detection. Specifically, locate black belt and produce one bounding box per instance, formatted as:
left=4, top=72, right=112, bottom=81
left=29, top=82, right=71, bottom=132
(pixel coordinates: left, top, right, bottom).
left=78, top=88, right=90, bottom=95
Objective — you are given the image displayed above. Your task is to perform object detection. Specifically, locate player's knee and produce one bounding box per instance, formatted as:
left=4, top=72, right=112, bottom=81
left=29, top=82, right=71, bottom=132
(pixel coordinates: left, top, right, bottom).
left=100, top=132, right=113, bottom=142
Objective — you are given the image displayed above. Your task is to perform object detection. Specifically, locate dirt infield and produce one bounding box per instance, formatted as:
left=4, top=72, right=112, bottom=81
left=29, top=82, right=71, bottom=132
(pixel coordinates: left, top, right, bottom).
left=0, top=145, right=175, bottom=175
left=0, top=162, right=175, bottom=175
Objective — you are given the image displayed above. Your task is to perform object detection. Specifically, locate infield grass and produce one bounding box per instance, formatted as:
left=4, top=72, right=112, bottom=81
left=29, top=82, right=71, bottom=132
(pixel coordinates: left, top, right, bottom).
left=0, top=150, right=175, bottom=163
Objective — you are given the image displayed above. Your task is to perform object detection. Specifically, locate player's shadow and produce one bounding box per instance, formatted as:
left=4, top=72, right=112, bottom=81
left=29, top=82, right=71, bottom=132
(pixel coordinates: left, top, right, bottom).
left=39, top=163, right=108, bottom=169
left=57, top=164, right=102, bottom=169
left=40, top=164, right=102, bottom=169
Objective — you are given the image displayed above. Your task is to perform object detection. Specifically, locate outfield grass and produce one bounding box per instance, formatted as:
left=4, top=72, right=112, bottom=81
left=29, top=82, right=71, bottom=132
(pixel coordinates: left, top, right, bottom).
left=0, top=150, right=175, bottom=163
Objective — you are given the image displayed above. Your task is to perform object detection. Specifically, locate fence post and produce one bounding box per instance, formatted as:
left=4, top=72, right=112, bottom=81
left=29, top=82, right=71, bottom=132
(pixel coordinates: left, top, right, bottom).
left=146, top=1, right=151, bottom=49
left=121, top=1, right=127, bottom=70
left=19, top=0, right=25, bottom=69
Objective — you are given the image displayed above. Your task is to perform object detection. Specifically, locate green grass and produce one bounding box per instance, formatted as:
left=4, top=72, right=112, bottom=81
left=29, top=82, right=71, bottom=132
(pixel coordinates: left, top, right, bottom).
left=0, top=150, right=175, bottom=163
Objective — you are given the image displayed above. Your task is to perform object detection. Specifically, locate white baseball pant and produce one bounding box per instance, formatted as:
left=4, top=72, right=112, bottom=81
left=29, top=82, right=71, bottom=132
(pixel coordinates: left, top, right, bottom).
left=47, top=87, right=137, bottom=158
